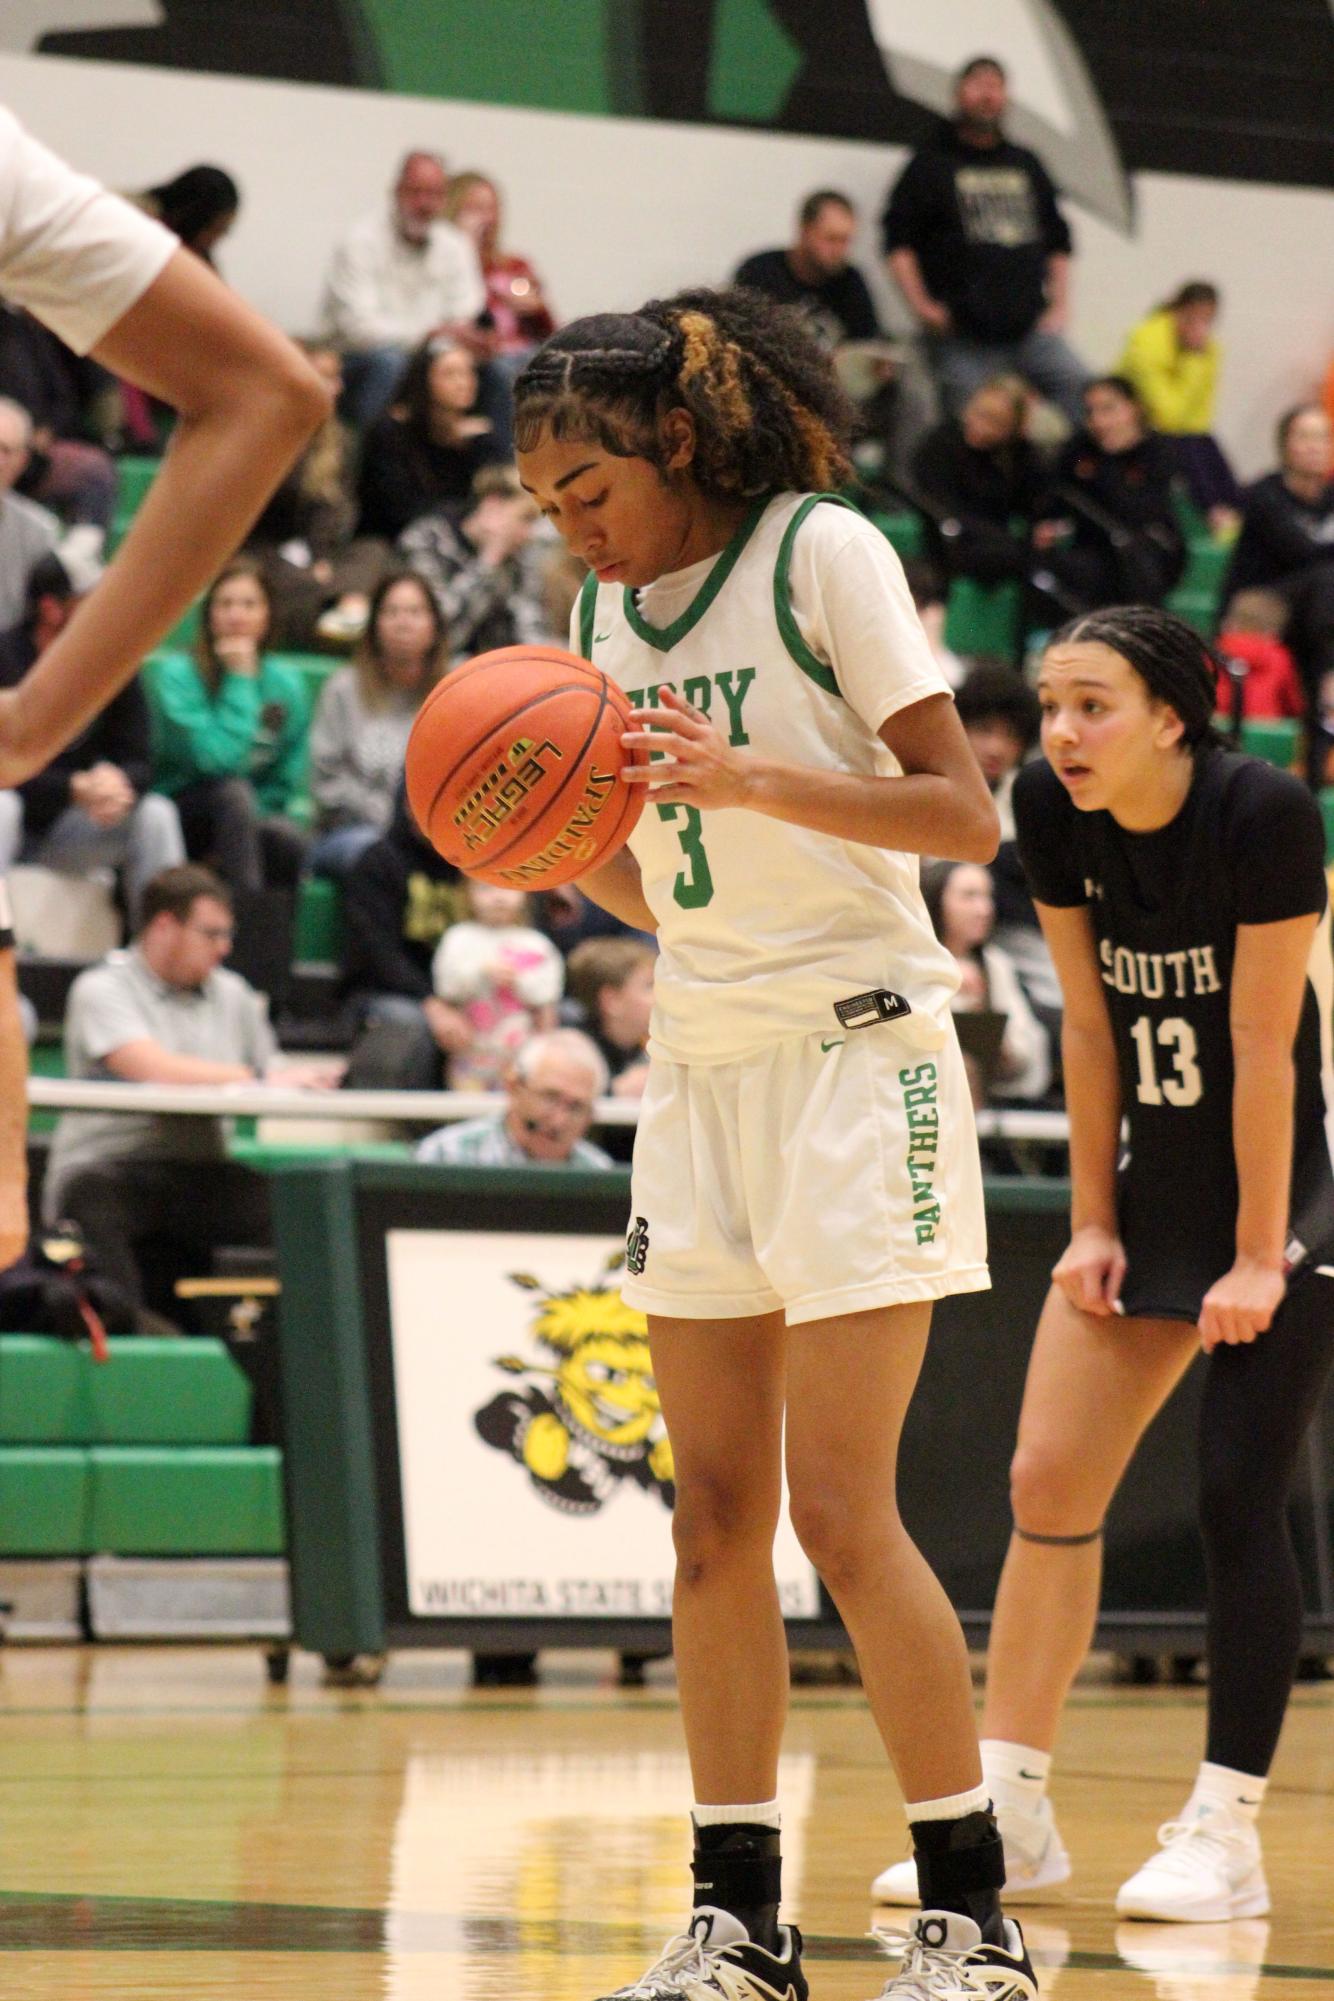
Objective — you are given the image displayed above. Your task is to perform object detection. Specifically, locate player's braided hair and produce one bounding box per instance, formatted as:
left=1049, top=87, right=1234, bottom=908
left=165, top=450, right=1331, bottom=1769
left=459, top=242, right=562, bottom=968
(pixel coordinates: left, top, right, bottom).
left=512, top=286, right=855, bottom=499
left=1049, top=604, right=1225, bottom=750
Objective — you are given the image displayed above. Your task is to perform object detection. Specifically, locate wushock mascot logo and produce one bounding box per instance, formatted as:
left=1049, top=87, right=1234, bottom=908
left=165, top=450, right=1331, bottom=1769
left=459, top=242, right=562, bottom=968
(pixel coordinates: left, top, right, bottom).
left=473, top=1252, right=675, bottom=1516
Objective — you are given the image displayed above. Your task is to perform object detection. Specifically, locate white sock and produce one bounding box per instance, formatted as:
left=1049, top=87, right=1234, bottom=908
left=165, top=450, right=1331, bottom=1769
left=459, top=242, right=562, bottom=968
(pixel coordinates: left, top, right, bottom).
left=1187, top=1761, right=1266, bottom=1826
left=981, top=1739, right=1051, bottom=1812
left=904, top=1782, right=991, bottom=1826
left=692, top=1799, right=782, bottom=1832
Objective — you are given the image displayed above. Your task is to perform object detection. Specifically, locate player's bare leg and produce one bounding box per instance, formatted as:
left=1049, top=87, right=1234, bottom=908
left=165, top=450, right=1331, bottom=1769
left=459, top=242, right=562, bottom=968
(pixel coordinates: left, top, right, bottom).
left=869, top=1289, right=1200, bottom=1910
left=985, top=1288, right=1198, bottom=1751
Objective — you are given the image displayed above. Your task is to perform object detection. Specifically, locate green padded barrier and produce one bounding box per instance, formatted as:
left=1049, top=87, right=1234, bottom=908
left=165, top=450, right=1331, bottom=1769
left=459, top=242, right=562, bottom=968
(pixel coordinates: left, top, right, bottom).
left=28, top=1041, right=65, bottom=1079
left=293, top=874, right=344, bottom=962
left=0, top=1338, right=88, bottom=1444
left=89, top=1339, right=252, bottom=1445
left=1240, top=718, right=1300, bottom=768
left=86, top=1446, right=285, bottom=1556
left=0, top=1447, right=89, bottom=1555
left=943, top=577, right=1023, bottom=658
left=868, top=509, right=924, bottom=561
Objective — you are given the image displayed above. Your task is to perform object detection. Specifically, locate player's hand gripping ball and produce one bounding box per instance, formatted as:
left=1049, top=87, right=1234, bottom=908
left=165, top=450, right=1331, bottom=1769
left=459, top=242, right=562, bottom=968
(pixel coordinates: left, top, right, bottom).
left=405, top=645, right=648, bottom=887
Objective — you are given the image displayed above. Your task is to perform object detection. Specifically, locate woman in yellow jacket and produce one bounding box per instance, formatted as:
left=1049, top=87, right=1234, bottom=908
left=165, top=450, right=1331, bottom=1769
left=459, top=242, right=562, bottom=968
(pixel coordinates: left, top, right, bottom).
left=1119, top=281, right=1240, bottom=532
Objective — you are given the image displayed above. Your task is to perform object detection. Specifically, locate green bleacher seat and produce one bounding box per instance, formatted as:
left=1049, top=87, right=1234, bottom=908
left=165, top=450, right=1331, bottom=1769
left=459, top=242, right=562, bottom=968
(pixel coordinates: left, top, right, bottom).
left=1319, top=789, right=1334, bottom=865
left=270, top=652, right=339, bottom=713
left=0, top=1336, right=252, bottom=1446
left=0, top=1448, right=89, bottom=1555
left=107, top=454, right=162, bottom=553
left=294, top=874, right=344, bottom=963
left=868, top=510, right=925, bottom=562
left=88, top=1339, right=252, bottom=1445
left=86, top=1446, right=285, bottom=1556
left=1239, top=718, right=1300, bottom=768
left=115, top=455, right=160, bottom=514
left=0, top=1338, right=87, bottom=1444
left=943, top=578, right=1022, bottom=659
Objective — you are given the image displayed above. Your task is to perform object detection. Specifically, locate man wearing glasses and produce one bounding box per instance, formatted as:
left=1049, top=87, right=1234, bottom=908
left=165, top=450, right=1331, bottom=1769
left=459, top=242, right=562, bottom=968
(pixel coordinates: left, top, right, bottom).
left=416, top=1028, right=613, bottom=1170
left=43, top=863, right=337, bottom=1324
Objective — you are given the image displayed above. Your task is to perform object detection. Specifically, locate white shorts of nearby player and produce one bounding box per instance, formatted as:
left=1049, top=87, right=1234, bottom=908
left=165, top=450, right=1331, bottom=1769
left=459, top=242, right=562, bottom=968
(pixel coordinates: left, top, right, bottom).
left=621, top=1022, right=989, bottom=1326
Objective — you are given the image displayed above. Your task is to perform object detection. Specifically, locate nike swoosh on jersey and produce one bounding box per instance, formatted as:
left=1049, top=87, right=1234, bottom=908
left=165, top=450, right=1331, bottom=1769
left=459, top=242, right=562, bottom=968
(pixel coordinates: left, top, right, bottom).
left=820, top=1038, right=844, bottom=1052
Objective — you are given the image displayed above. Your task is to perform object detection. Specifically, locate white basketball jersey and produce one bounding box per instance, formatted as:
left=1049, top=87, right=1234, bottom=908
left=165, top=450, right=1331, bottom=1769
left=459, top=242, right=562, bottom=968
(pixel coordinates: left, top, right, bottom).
left=572, top=492, right=961, bottom=1064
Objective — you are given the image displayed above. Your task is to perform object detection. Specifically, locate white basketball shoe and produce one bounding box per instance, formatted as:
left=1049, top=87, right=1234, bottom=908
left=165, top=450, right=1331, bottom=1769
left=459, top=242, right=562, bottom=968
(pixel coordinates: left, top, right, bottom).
left=1115, top=1808, right=1270, bottom=1923
left=871, top=1796, right=1072, bottom=1905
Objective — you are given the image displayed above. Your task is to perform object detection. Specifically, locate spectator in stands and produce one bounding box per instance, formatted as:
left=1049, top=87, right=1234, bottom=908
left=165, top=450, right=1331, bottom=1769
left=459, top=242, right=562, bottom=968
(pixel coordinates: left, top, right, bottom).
left=399, top=464, right=546, bottom=659
left=734, top=191, right=927, bottom=489
left=0, top=552, right=183, bottom=922
left=308, top=570, right=447, bottom=880
left=151, top=559, right=309, bottom=893
left=43, top=864, right=337, bottom=1324
left=443, top=171, right=556, bottom=372
left=1032, top=375, right=1185, bottom=612
left=911, top=374, right=1046, bottom=587
left=323, top=151, right=488, bottom=428
left=415, top=1027, right=613, bottom=1167
left=1215, top=588, right=1305, bottom=727
left=244, top=341, right=386, bottom=649
left=432, top=881, right=563, bottom=1090
left=1118, top=280, right=1240, bottom=531
left=902, top=558, right=966, bottom=689
left=953, top=661, right=1060, bottom=1042
left=955, top=658, right=1039, bottom=843
left=882, top=54, right=1087, bottom=423
left=734, top=190, right=881, bottom=351
left=922, top=858, right=1050, bottom=1106
left=564, top=935, right=655, bottom=1099
left=138, top=166, right=239, bottom=267
left=0, top=397, right=60, bottom=631
left=357, top=334, right=505, bottom=545
left=1225, top=403, right=1334, bottom=713
left=0, top=308, right=118, bottom=538
left=339, top=783, right=464, bottom=1089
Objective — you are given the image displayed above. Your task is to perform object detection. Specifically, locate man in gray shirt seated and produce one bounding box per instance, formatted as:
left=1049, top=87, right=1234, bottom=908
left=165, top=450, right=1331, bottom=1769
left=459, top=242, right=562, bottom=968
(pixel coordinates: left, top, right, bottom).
left=415, top=1028, right=613, bottom=1170
left=44, top=863, right=336, bottom=1321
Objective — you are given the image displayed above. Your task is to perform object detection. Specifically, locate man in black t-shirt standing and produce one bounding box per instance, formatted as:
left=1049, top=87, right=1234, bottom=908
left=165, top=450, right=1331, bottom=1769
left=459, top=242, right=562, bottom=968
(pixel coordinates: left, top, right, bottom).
left=882, top=55, right=1088, bottom=423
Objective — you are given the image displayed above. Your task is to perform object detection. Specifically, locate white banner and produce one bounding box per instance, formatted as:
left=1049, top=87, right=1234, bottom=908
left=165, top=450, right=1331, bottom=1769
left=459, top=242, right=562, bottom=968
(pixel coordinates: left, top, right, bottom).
left=386, top=1229, right=821, bottom=1621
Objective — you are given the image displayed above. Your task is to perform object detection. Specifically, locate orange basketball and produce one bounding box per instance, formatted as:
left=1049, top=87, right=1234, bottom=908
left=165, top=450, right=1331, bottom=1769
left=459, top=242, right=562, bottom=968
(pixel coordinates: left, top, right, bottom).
left=404, top=645, right=648, bottom=888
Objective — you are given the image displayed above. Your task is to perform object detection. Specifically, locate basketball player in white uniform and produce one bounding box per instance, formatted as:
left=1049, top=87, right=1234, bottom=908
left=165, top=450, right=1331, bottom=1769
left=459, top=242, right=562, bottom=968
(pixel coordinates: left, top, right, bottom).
left=515, top=288, right=1038, bottom=2001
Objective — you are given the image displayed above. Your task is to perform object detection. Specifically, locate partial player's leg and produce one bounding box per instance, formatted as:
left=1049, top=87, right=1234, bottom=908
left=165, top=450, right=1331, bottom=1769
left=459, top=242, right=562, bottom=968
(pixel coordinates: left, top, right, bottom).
left=1117, top=1274, right=1334, bottom=1921
left=592, top=1309, right=806, bottom=2000
left=873, top=1285, right=1197, bottom=1905
left=785, top=1304, right=1034, bottom=1999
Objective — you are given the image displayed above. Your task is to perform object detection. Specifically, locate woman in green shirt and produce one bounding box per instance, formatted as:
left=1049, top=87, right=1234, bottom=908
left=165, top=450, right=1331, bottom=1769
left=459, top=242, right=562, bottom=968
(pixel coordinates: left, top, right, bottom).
left=153, top=558, right=309, bottom=891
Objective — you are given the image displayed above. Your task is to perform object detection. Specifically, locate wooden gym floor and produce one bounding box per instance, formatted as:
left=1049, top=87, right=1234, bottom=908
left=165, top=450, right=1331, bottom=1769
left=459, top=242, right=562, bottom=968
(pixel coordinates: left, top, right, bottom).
left=0, top=1646, right=1330, bottom=1999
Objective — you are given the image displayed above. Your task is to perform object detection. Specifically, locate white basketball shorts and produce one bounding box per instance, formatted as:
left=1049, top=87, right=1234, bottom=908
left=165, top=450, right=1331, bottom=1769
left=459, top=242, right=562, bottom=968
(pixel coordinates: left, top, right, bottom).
left=620, top=1022, right=990, bottom=1326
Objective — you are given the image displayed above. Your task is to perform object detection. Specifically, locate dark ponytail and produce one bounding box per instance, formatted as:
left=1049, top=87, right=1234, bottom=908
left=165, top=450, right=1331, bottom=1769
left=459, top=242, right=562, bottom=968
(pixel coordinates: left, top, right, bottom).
left=513, top=286, right=855, bottom=500
left=1048, top=604, right=1225, bottom=751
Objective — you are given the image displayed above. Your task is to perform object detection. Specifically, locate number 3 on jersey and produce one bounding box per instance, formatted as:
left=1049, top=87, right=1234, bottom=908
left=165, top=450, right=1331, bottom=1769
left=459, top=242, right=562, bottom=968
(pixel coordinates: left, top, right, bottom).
left=657, top=802, right=715, bottom=909
left=1131, top=1014, right=1203, bottom=1107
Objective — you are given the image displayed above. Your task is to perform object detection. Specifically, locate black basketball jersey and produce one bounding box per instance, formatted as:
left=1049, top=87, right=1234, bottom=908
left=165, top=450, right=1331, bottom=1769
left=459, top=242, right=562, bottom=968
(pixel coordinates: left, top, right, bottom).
left=1014, top=749, right=1334, bottom=1319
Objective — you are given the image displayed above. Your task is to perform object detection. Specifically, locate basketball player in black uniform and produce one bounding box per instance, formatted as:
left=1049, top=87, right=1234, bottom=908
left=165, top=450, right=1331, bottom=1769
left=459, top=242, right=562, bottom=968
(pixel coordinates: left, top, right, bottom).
left=873, top=604, right=1334, bottom=1922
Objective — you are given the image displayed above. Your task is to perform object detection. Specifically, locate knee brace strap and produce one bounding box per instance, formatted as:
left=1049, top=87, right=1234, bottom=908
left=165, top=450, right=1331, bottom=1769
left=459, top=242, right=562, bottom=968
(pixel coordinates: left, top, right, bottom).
left=1014, top=1523, right=1103, bottom=1546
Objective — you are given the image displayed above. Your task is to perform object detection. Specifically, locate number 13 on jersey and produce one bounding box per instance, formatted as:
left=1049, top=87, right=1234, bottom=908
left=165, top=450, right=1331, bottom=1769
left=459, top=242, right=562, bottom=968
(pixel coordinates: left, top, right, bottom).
left=1131, top=1014, right=1203, bottom=1107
